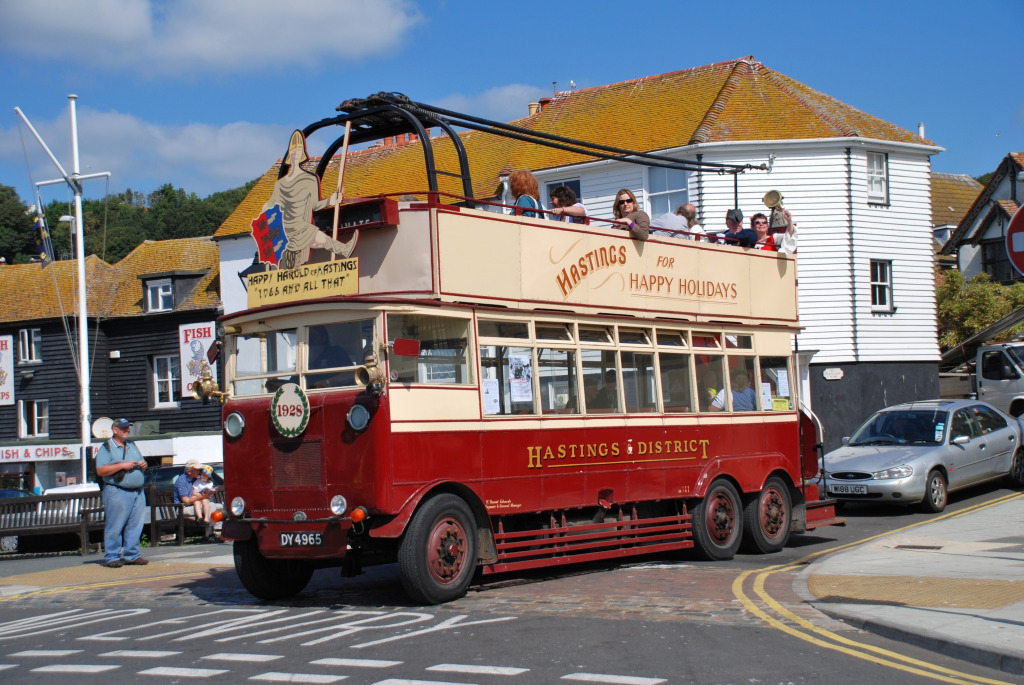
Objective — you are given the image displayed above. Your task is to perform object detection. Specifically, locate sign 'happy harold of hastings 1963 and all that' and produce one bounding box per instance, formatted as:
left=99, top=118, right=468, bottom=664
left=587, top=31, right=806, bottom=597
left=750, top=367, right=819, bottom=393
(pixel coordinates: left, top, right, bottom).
left=247, top=258, right=359, bottom=308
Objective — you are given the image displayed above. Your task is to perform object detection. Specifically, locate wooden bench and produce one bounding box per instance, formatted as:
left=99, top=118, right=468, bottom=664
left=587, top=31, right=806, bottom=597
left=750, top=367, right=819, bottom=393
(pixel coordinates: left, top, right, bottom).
left=147, top=485, right=225, bottom=546
left=0, top=491, right=106, bottom=556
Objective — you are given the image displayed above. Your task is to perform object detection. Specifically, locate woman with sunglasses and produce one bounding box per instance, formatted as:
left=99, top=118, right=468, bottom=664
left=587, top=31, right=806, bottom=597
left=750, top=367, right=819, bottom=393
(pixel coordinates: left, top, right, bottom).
left=752, top=210, right=797, bottom=253
left=610, top=188, right=649, bottom=241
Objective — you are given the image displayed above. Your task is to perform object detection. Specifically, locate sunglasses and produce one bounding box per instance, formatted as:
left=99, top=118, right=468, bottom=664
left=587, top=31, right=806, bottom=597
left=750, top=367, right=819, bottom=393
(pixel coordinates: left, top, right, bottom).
left=754, top=220, right=768, bottom=226
left=617, top=198, right=633, bottom=206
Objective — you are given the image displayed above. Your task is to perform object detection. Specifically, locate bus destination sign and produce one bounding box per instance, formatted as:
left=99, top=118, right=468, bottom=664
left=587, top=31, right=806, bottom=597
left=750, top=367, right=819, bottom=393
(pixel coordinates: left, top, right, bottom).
left=247, top=258, right=359, bottom=308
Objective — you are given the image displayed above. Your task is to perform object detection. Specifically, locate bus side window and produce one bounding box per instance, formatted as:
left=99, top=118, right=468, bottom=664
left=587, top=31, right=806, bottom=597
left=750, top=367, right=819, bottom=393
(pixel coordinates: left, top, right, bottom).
left=660, top=352, right=693, bottom=413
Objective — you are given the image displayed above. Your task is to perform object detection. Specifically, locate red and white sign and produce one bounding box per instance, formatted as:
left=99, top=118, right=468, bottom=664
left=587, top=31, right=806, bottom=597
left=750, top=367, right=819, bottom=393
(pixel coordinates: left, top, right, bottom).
left=1005, top=204, right=1024, bottom=277
left=179, top=322, right=218, bottom=400
left=0, top=335, right=12, bottom=406
left=0, top=443, right=78, bottom=463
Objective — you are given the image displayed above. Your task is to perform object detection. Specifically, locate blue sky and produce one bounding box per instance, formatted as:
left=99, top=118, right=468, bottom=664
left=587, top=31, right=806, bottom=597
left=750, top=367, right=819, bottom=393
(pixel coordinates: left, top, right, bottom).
left=1, top=0, right=1021, bottom=207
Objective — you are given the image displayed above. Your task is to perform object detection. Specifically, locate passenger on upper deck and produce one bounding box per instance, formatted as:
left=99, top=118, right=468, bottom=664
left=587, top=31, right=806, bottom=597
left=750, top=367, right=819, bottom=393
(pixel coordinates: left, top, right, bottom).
left=264, top=130, right=358, bottom=270
left=650, top=203, right=705, bottom=240
left=609, top=189, right=650, bottom=241
left=509, top=171, right=542, bottom=218
left=548, top=186, right=588, bottom=224
left=753, top=209, right=798, bottom=254
left=720, top=208, right=757, bottom=248
left=649, top=206, right=687, bottom=238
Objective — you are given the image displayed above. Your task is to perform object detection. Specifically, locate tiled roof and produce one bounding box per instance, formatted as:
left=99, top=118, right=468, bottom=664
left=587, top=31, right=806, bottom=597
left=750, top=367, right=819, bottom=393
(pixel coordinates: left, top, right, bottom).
left=0, top=237, right=220, bottom=324
left=106, top=237, right=221, bottom=318
left=215, top=56, right=933, bottom=239
left=941, top=153, right=1024, bottom=254
left=0, top=256, right=115, bottom=323
left=930, top=173, right=982, bottom=226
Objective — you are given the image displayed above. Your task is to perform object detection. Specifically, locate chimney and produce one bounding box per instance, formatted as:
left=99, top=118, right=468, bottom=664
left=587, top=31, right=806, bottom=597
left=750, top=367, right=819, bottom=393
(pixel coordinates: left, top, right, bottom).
left=538, top=97, right=552, bottom=112
left=528, top=102, right=540, bottom=116
left=918, top=122, right=925, bottom=138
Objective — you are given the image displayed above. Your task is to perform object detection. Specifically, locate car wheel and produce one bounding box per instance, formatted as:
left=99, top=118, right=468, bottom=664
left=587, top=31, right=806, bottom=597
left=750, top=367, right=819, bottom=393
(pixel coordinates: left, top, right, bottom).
left=922, top=470, right=947, bottom=513
left=1007, top=448, right=1024, bottom=489
left=0, top=535, right=17, bottom=553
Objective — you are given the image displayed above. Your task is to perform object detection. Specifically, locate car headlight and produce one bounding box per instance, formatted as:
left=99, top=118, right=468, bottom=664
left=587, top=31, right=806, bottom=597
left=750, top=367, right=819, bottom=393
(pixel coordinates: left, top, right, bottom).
left=872, top=465, right=913, bottom=480
left=230, top=496, right=246, bottom=517
left=224, top=411, right=245, bottom=438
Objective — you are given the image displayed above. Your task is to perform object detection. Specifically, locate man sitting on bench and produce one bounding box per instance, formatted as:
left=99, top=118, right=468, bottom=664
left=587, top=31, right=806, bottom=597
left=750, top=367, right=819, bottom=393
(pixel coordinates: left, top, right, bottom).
left=173, top=460, right=219, bottom=542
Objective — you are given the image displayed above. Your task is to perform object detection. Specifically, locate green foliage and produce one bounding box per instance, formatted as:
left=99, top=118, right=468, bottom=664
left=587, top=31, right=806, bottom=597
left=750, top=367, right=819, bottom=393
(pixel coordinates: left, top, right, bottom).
left=975, top=171, right=994, bottom=186
left=0, top=180, right=257, bottom=264
left=936, top=269, right=1024, bottom=349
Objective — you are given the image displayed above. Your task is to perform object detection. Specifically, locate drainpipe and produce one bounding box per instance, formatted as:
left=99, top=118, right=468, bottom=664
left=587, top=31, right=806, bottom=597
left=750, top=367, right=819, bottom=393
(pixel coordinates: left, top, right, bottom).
left=696, top=153, right=704, bottom=225
left=847, top=147, right=859, bottom=360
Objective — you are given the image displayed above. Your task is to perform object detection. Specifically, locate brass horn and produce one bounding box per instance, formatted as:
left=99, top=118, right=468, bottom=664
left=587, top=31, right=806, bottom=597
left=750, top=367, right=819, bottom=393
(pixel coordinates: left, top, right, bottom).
left=191, top=366, right=229, bottom=404
left=762, top=190, right=788, bottom=230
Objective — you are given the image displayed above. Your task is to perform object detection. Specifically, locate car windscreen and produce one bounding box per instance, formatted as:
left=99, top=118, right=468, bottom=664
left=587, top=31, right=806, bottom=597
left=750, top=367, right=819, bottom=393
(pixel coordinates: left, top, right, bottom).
left=849, top=409, right=949, bottom=446
left=1005, top=346, right=1024, bottom=371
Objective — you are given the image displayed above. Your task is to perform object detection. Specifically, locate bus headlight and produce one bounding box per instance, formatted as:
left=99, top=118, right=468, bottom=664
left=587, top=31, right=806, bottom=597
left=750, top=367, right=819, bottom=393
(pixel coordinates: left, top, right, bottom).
left=224, top=411, right=245, bottom=438
left=347, top=404, right=371, bottom=432
left=330, top=495, right=348, bottom=516
left=230, top=496, right=246, bottom=517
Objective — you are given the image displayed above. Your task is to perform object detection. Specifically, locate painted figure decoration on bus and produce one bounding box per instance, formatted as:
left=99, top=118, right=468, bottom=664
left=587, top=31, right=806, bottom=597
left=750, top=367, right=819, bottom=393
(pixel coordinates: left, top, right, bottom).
left=610, top=189, right=650, bottom=241
left=548, top=185, right=588, bottom=223
left=258, top=130, right=358, bottom=270
left=509, top=170, right=542, bottom=218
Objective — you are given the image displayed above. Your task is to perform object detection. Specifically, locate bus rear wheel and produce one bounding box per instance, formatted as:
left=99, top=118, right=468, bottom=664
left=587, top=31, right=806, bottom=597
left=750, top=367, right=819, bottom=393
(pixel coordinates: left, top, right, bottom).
left=234, top=536, right=313, bottom=600
left=398, top=494, right=478, bottom=605
left=741, top=476, right=791, bottom=554
left=691, top=479, right=742, bottom=561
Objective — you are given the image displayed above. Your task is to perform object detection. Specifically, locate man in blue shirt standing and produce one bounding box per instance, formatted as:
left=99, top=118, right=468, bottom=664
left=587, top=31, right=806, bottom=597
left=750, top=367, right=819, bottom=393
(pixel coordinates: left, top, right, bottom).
left=95, top=418, right=149, bottom=568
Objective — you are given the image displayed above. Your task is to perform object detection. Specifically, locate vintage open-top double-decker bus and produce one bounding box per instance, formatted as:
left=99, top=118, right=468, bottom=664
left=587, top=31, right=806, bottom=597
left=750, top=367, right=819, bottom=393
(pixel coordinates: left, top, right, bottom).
left=202, top=94, right=841, bottom=604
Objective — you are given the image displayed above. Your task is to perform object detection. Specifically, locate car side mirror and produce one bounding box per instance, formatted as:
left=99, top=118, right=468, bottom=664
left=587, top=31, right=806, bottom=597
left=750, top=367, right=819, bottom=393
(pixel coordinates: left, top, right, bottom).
left=952, top=434, right=970, bottom=445
left=841, top=436, right=850, bottom=445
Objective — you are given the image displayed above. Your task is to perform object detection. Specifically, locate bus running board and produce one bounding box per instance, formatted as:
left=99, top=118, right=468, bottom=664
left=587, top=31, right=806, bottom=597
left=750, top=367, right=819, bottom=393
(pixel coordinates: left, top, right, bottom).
left=483, top=513, right=693, bottom=575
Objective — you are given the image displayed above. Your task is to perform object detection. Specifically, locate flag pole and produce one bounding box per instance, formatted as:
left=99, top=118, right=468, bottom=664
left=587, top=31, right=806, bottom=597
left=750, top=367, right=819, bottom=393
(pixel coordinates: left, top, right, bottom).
left=330, top=121, right=353, bottom=259
left=15, top=96, right=109, bottom=485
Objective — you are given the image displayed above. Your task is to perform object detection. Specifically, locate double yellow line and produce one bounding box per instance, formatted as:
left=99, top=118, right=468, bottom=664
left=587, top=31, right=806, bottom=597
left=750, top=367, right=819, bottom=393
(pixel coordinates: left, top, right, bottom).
left=732, top=492, right=1024, bottom=685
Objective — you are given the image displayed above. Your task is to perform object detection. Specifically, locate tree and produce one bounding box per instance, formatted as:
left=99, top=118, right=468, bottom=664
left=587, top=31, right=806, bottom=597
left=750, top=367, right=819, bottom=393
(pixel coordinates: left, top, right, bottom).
left=0, top=185, right=36, bottom=262
left=936, top=269, right=1024, bottom=349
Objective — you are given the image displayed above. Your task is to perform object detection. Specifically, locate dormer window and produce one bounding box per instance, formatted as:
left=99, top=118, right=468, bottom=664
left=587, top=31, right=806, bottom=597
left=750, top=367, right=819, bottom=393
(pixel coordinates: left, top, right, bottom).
left=147, top=278, right=173, bottom=312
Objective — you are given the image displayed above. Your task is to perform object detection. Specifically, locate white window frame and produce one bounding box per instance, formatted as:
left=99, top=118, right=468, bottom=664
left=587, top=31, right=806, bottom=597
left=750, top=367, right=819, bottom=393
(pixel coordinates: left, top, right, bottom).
left=646, top=167, right=689, bottom=217
left=867, top=152, right=889, bottom=204
left=152, top=354, right=181, bottom=407
left=18, top=328, right=42, bottom=364
left=870, top=259, right=893, bottom=312
left=544, top=178, right=582, bottom=205
left=147, top=278, right=173, bottom=312
left=18, top=399, right=49, bottom=437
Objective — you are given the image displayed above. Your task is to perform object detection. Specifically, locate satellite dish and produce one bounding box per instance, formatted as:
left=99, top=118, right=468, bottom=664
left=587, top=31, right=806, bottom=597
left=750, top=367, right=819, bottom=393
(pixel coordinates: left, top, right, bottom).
left=92, top=417, right=113, bottom=439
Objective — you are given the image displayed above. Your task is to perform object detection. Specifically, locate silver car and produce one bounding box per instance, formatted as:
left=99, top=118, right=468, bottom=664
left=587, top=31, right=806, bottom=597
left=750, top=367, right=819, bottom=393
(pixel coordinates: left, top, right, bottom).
left=824, top=399, right=1024, bottom=512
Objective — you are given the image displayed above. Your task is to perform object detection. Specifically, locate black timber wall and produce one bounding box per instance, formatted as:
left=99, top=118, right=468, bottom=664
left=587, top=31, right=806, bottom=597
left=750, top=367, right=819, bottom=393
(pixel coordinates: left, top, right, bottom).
left=810, top=360, right=939, bottom=453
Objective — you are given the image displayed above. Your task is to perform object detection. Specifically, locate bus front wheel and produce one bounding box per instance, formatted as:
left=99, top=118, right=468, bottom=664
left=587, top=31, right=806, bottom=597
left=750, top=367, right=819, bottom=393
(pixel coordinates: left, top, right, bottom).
left=741, top=476, right=791, bottom=554
left=234, top=536, right=313, bottom=600
left=691, top=479, right=742, bottom=561
left=398, top=494, right=478, bottom=605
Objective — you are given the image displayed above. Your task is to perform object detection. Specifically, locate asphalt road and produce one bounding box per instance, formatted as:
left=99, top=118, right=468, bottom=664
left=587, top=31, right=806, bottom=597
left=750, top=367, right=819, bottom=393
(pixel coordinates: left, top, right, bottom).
left=1, top=482, right=1022, bottom=685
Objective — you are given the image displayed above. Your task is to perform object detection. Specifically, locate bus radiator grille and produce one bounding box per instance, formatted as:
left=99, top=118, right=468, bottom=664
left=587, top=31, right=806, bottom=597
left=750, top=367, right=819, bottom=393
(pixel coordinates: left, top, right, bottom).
left=272, top=439, right=323, bottom=488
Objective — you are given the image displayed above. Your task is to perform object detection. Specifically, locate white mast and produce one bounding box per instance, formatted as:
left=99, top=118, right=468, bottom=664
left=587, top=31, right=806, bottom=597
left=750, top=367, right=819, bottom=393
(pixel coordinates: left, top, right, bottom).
left=15, top=95, right=110, bottom=484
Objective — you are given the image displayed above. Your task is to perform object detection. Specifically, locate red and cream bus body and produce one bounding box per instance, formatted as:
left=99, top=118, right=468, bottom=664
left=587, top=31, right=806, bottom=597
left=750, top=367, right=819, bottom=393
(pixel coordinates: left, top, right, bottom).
left=212, top=95, right=840, bottom=604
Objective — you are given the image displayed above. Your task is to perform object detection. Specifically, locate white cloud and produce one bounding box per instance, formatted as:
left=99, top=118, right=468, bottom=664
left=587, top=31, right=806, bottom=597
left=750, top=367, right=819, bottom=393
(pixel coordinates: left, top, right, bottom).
left=436, top=84, right=552, bottom=125
left=2, top=107, right=287, bottom=199
left=0, top=0, right=422, bottom=74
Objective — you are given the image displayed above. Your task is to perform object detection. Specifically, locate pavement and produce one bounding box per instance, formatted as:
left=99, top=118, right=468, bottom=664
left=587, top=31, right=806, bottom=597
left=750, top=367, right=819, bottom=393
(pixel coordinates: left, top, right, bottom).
left=798, top=492, right=1024, bottom=676
left=0, top=494, right=1022, bottom=676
